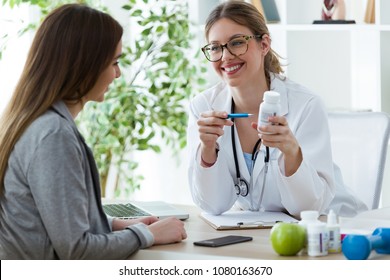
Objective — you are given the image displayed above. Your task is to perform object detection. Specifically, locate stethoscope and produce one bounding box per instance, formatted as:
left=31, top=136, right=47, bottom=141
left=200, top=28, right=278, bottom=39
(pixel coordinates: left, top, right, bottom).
left=231, top=100, right=270, bottom=202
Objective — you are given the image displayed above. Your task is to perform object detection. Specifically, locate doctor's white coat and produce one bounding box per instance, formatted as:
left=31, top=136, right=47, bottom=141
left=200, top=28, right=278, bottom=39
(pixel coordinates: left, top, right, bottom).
left=187, top=75, right=367, bottom=217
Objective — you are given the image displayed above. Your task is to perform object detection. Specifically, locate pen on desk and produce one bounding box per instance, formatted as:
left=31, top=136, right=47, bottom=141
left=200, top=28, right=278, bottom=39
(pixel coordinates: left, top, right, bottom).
left=237, top=221, right=282, bottom=227
left=238, top=224, right=265, bottom=229
left=226, top=113, right=254, bottom=119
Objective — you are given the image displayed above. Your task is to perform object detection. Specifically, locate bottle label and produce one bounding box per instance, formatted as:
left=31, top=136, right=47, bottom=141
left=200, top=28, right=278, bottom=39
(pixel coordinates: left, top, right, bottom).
left=258, top=112, right=278, bottom=134
left=328, top=227, right=341, bottom=253
left=307, top=231, right=329, bottom=257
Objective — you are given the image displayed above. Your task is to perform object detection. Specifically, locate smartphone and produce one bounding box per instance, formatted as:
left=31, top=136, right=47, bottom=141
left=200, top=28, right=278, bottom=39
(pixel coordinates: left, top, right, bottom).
left=193, top=235, right=253, bottom=247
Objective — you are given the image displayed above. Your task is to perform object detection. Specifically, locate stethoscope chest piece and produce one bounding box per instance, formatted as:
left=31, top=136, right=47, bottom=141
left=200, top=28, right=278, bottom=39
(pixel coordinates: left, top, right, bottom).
left=235, top=178, right=249, bottom=197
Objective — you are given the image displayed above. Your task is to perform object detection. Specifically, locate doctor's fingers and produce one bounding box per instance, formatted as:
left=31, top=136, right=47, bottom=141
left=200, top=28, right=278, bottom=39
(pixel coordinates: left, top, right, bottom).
left=268, top=115, right=288, bottom=126
left=197, top=115, right=233, bottom=127
left=260, top=130, right=298, bottom=154
left=259, top=122, right=292, bottom=141
left=258, top=118, right=290, bottom=135
left=199, top=127, right=224, bottom=146
left=200, top=110, right=229, bottom=119
left=199, top=124, right=225, bottom=136
left=200, top=132, right=220, bottom=146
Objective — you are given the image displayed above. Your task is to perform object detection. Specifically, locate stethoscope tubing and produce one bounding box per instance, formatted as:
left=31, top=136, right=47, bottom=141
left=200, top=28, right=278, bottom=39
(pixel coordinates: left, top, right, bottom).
left=231, top=100, right=270, bottom=204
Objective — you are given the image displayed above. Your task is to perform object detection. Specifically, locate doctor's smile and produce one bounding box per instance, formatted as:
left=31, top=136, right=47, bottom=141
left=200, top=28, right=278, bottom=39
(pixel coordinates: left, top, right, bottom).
left=188, top=0, right=366, bottom=218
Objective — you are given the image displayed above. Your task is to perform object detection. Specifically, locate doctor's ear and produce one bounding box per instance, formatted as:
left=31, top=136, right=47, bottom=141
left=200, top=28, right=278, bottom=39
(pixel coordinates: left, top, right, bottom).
left=259, top=34, right=271, bottom=55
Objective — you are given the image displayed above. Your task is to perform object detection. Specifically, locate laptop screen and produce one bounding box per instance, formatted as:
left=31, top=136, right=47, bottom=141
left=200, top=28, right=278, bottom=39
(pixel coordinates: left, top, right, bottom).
left=102, top=201, right=189, bottom=220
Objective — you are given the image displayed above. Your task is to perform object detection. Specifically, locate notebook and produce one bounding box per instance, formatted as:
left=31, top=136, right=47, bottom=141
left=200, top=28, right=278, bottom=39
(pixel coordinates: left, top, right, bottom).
left=102, top=200, right=189, bottom=220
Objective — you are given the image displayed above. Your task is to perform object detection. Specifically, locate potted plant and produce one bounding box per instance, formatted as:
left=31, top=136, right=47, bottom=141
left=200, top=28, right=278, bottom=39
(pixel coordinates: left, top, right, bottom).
left=1, top=0, right=207, bottom=197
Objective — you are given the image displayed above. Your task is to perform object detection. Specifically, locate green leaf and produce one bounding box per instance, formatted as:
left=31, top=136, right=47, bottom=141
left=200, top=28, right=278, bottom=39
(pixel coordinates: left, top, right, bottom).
left=122, top=4, right=132, bottom=10
left=131, top=9, right=143, bottom=17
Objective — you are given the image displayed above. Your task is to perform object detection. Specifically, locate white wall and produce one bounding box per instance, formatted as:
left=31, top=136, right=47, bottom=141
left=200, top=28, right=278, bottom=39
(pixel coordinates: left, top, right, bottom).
left=1, top=1, right=389, bottom=208
left=381, top=149, right=390, bottom=207
left=131, top=147, right=194, bottom=205
left=0, top=5, right=31, bottom=111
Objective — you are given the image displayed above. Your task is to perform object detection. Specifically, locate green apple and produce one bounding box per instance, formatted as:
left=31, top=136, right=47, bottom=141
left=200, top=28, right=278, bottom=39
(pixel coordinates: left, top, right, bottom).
left=270, top=222, right=305, bottom=256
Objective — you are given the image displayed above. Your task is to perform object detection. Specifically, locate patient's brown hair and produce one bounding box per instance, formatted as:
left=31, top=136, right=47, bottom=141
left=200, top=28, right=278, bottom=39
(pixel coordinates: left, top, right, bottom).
left=0, top=3, right=123, bottom=195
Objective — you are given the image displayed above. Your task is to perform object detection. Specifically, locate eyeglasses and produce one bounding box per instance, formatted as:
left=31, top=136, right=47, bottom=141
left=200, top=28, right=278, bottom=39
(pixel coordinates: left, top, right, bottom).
left=201, top=34, right=264, bottom=62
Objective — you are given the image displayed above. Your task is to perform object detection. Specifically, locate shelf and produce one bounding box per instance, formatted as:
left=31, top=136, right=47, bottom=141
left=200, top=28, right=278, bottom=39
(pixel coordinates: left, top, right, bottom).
left=194, top=0, right=389, bottom=113
left=270, top=0, right=389, bottom=113
left=187, top=0, right=390, bottom=208
left=380, top=0, right=390, bottom=24
left=268, top=23, right=383, bottom=32
left=381, top=31, right=390, bottom=113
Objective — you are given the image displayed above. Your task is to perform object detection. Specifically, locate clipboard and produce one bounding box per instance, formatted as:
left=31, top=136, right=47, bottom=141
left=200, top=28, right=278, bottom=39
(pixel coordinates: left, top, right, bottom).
left=200, top=210, right=298, bottom=230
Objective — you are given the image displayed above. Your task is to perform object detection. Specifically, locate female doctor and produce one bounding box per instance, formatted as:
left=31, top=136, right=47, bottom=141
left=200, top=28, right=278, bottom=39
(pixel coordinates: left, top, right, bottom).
left=187, top=1, right=366, bottom=218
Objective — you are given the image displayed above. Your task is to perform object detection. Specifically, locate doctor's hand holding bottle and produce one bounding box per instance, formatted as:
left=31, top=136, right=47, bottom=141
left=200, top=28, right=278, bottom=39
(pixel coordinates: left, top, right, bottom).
left=198, top=109, right=301, bottom=177
left=253, top=115, right=302, bottom=177
left=187, top=0, right=366, bottom=218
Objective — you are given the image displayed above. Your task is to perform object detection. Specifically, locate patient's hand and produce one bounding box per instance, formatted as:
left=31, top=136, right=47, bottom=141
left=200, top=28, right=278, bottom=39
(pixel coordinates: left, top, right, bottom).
left=148, top=217, right=187, bottom=244
left=112, top=216, right=159, bottom=231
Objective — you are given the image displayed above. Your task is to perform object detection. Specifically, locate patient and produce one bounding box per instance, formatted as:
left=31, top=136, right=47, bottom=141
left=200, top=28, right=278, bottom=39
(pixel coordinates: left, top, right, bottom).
left=0, top=3, right=186, bottom=260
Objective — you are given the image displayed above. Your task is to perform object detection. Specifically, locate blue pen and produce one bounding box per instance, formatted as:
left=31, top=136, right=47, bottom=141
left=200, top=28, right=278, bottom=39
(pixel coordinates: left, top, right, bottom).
left=226, top=113, right=254, bottom=119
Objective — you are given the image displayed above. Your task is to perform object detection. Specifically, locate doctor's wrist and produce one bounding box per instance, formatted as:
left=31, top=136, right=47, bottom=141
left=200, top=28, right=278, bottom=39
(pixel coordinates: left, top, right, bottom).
left=200, top=145, right=219, bottom=168
left=201, top=154, right=216, bottom=167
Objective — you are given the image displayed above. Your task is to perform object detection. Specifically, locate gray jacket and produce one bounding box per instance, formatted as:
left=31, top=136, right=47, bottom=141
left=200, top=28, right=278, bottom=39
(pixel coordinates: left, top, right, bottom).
left=0, top=101, right=151, bottom=259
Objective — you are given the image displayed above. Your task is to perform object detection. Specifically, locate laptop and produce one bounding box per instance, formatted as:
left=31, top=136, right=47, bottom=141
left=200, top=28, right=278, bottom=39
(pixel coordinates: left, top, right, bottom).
left=102, top=200, right=189, bottom=220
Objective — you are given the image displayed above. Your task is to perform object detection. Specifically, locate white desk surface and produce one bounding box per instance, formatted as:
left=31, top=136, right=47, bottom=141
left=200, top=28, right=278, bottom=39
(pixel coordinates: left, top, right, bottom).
left=127, top=204, right=390, bottom=260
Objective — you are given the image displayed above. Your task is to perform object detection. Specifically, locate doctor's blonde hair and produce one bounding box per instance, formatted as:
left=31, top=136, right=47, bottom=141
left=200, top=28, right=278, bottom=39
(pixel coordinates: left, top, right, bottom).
left=204, top=0, right=284, bottom=80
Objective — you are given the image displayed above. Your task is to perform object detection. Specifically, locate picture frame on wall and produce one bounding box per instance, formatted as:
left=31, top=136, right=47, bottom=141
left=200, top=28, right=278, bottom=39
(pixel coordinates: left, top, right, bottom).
left=313, top=0, right=355, bottom=24
left=364, top=0, right=375, bottom=24
left=251, top=0, right=280, bottom=23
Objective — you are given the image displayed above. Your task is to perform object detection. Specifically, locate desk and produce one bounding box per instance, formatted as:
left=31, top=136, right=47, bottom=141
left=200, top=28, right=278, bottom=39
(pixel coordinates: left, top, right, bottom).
left=128, top=204, right=390, bottom=260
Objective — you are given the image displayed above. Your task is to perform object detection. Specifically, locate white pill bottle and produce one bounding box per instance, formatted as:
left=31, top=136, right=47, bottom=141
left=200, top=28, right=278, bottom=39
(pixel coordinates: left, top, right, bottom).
left=307, top=222, right=329, bottom=257
left=327, top=209, right=341, bottom=253
left=258, top=91, right=281, bottom=133
left=299, top=210, right=322, bottom=254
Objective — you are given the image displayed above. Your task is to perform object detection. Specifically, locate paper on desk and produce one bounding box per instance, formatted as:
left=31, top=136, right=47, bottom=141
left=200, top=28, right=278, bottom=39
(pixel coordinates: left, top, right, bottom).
left=200, top=210, right=298, bottom=230
left=339, top=207, right=390, bottom=235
